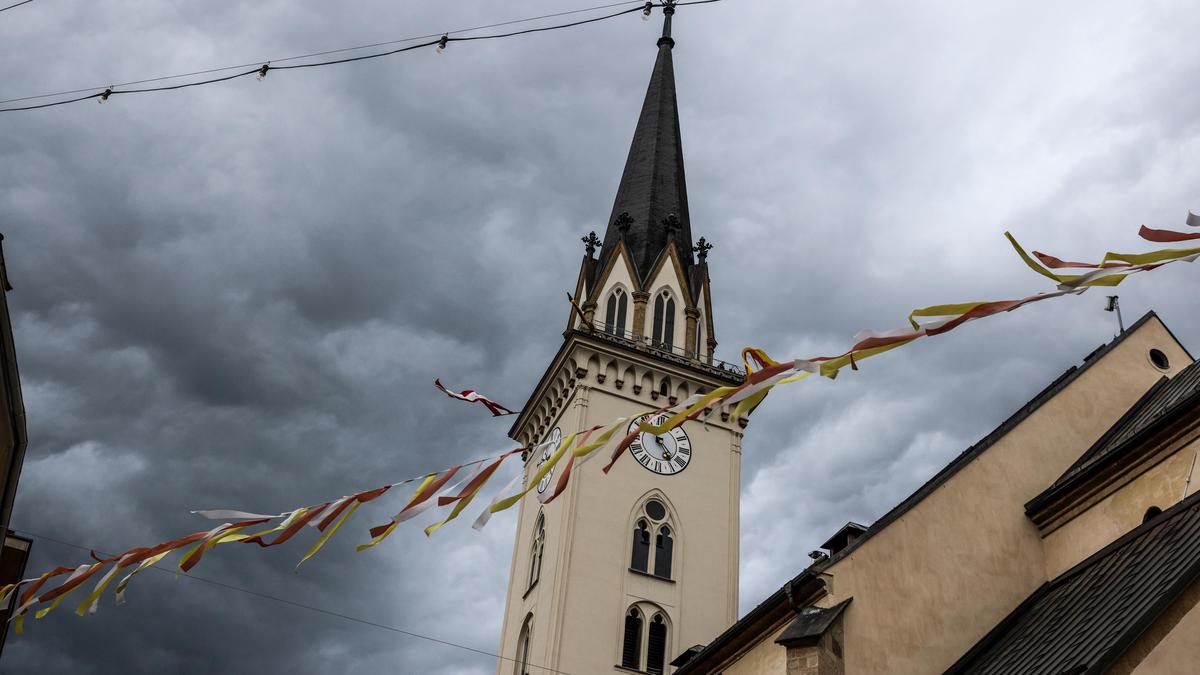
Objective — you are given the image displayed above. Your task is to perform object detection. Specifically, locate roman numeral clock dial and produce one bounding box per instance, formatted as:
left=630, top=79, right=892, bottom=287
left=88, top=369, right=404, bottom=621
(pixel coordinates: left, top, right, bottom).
left=627, top=414, right=691, bottom=475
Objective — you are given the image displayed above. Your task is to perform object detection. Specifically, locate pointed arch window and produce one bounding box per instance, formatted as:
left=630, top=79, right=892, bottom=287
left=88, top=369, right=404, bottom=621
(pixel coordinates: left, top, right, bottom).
left=630, top=499, right=676, bottom=580
left=528, top=513, right=545, bottom=590
left=647, top=614, right=668, bottom=675
left=630, top=519, right=650, bottom=573
left=651, top=290, right=675, bottom=349
left=604, top=288, right=628, bottom=336
left=621, top=608, right=643, bottom=669
left=515, top=614, right=534, bottom=675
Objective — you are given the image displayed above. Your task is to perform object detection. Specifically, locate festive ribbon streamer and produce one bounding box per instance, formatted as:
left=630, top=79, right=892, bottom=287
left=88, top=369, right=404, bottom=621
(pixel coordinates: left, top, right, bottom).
left=359, top=464, right=483, bottom=549
left=13, top=222, right=1200, bottom=633
left=1140, top=225, right=1200, bottom=243
left=425, top=454, right=519, bottom=535
left=434, top=379, right=518, bottom=416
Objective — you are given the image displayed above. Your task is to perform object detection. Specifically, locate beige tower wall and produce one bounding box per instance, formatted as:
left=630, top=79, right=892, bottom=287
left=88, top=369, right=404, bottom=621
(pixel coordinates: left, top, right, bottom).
left=805, top=317, right=1193, bottom=675
left=496, top=340, right=744, bottom=675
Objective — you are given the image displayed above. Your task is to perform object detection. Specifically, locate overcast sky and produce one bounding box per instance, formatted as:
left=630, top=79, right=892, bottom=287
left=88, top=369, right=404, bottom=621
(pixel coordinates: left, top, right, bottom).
left=2, top=0, right=1199, bottom=672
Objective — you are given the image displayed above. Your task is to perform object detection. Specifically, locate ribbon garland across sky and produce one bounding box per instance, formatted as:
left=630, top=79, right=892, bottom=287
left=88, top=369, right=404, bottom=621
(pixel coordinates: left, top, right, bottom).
left=4, top=216, right=1199, bottom=634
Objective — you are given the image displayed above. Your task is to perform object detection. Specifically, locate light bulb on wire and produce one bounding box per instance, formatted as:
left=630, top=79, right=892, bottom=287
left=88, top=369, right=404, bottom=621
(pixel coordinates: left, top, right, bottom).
left=437, top=35, right=449, bottom=54
left=98, top=88, right=112, bottom=104
left=256, top=64, right=270, bottom=81
left=642, top=2, right=652, bottom=20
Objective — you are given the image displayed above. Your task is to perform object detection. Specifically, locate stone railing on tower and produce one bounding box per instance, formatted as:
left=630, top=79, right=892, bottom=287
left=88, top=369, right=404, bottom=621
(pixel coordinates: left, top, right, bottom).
left=580, top=321, right=745, bottom=382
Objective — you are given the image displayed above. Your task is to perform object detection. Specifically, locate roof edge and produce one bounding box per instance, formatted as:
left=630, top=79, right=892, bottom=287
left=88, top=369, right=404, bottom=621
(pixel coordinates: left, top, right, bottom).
left=818, top=309, right=1166, bottom=569
left=1026, top=380, right=1200, bottom=517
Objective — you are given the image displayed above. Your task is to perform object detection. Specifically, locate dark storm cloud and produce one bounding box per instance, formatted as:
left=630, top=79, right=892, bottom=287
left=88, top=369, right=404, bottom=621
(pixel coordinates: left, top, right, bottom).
left=1, top=1, right=1199, bottom=673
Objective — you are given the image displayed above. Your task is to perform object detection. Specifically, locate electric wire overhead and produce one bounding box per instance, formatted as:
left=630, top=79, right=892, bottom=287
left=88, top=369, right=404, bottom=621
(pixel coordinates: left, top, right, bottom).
left=0, top=0, right=721, bottom=113
left=12, top=528, right=576, bottom=675
left=0, top=0, right=35, bottom=13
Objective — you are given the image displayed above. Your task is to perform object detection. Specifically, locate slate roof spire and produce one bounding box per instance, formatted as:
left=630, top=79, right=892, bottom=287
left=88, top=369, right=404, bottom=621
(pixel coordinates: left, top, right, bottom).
left=596, top=0, right=695, bottom=287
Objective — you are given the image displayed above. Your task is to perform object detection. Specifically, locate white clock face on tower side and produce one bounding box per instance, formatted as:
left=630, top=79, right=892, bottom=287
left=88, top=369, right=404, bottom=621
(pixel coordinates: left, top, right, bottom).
left=627, top=414, right=691, bottom=475
left=536, top=427, right=562, bottom=493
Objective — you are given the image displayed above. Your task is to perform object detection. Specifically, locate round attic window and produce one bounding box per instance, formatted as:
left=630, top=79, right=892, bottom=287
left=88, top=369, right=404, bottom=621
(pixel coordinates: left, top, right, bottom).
left=1149, top=349, right=1170, bottom=370
left=644, top=499, right=666, bottom=521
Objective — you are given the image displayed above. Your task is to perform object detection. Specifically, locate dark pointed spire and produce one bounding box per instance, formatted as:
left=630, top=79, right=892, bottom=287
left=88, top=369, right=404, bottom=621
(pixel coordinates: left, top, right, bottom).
left=596, top=0, right=694, bottom=288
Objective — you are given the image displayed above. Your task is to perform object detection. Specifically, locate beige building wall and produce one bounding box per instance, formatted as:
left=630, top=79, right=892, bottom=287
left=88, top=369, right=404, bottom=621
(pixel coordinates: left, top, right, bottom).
left=496, top=338, right=745, bottom=674
left=803, top=317, right=1192, bottom=675
left=1043, top=436, right=1200, bottom=578
left=1125, top=585, right=1200, bottom=675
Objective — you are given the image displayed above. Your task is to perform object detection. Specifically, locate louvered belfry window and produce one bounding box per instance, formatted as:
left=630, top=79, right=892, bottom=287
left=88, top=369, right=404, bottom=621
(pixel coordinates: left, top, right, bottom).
left=646, top=614, right=667, bottom=674
left=514, top=614, right=533, bottom=675
left=622, top=608, right=643, bottom=669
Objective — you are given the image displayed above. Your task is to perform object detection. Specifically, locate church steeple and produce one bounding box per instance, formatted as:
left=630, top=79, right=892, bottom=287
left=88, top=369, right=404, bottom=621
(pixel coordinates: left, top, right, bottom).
left=496, top=9, right=743, bottom=672
left=595, top=0, right=694, bottom=288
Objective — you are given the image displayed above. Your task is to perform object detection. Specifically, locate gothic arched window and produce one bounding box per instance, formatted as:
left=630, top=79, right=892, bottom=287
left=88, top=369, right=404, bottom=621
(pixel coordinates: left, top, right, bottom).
left=621, top=608, right=643, bottom=670
left=630, top=499, right=676, bottom=580
left=647, top=613, right=668, bottom=675
left=651, top=290, right=675, bottom=350
left=630, top=519, right=650, bottom=573
left=515, top=614, right=534, bottom=675
left=604, top=288, right=628, bottom=336
left=654, top=526, right=673, bottom=579
left=528, top=513, right=545, bottom=590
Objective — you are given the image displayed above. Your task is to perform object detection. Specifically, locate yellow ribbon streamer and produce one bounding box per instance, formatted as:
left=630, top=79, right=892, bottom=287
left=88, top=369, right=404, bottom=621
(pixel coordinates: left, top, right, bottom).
left=295, top=502, right=363, bottom=570
left=1102, top=244, right=1200, bottom=266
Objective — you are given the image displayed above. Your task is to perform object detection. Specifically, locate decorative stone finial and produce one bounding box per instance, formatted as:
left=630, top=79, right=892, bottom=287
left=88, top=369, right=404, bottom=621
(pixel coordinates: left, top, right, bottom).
left=581, top=231, right=601, bottom=257
left=662, top=213, right=680, bottom=239
left=693, top=237, right=713, bottom=262
left=659, top=0, right=677, bottom=48
left=614, top=212, right=634, bottom=239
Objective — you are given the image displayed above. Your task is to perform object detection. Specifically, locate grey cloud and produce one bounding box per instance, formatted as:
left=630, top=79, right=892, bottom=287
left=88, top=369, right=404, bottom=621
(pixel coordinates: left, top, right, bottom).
left=1, top=0, right=1198, bottom=673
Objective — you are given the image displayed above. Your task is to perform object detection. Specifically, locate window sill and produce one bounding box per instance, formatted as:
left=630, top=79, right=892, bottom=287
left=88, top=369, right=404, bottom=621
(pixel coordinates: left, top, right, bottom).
left=613, top=667, right=665, bottom=675
left=628, top=567, right=675, bottom=583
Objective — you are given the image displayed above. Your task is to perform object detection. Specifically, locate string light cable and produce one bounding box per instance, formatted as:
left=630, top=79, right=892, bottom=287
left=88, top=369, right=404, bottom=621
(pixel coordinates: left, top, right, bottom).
left=9, top=528, right=576, bottom=675
left=0, top=0, right=722, bottom=113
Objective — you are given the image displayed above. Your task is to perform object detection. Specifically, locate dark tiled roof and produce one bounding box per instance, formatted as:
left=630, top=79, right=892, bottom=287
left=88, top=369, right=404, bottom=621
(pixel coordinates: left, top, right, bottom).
left=820, top=522, right=868, bottom=553
left=945, top=492, right=1200, bottom=675
left=669, top=644, right=707, bottom=668
left=595, top=38, right=695, bottom=289
left=774, top=599, right=851, bottom=647
left=1050, top=357, right=1200, bottom=491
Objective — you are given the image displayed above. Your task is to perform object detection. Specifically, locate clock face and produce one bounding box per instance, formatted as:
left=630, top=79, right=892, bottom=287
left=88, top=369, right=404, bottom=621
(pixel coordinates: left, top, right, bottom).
left=536, top=427, right=562, bottom=494
left=627, top=414, right=691, bottom=475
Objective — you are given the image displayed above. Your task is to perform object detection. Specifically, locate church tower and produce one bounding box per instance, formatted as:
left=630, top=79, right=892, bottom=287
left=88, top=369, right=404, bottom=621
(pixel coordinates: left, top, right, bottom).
left=496, top=4, right=747, bottom=674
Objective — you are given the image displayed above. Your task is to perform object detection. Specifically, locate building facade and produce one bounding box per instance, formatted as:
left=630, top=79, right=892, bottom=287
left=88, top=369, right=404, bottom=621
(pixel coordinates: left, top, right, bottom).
left=671, top=312, right=1200, bottom=675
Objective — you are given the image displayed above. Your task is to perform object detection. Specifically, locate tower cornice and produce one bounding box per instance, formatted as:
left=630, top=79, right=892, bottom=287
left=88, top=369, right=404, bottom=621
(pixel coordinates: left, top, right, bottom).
left=507, top=330, right=744, bottom=444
